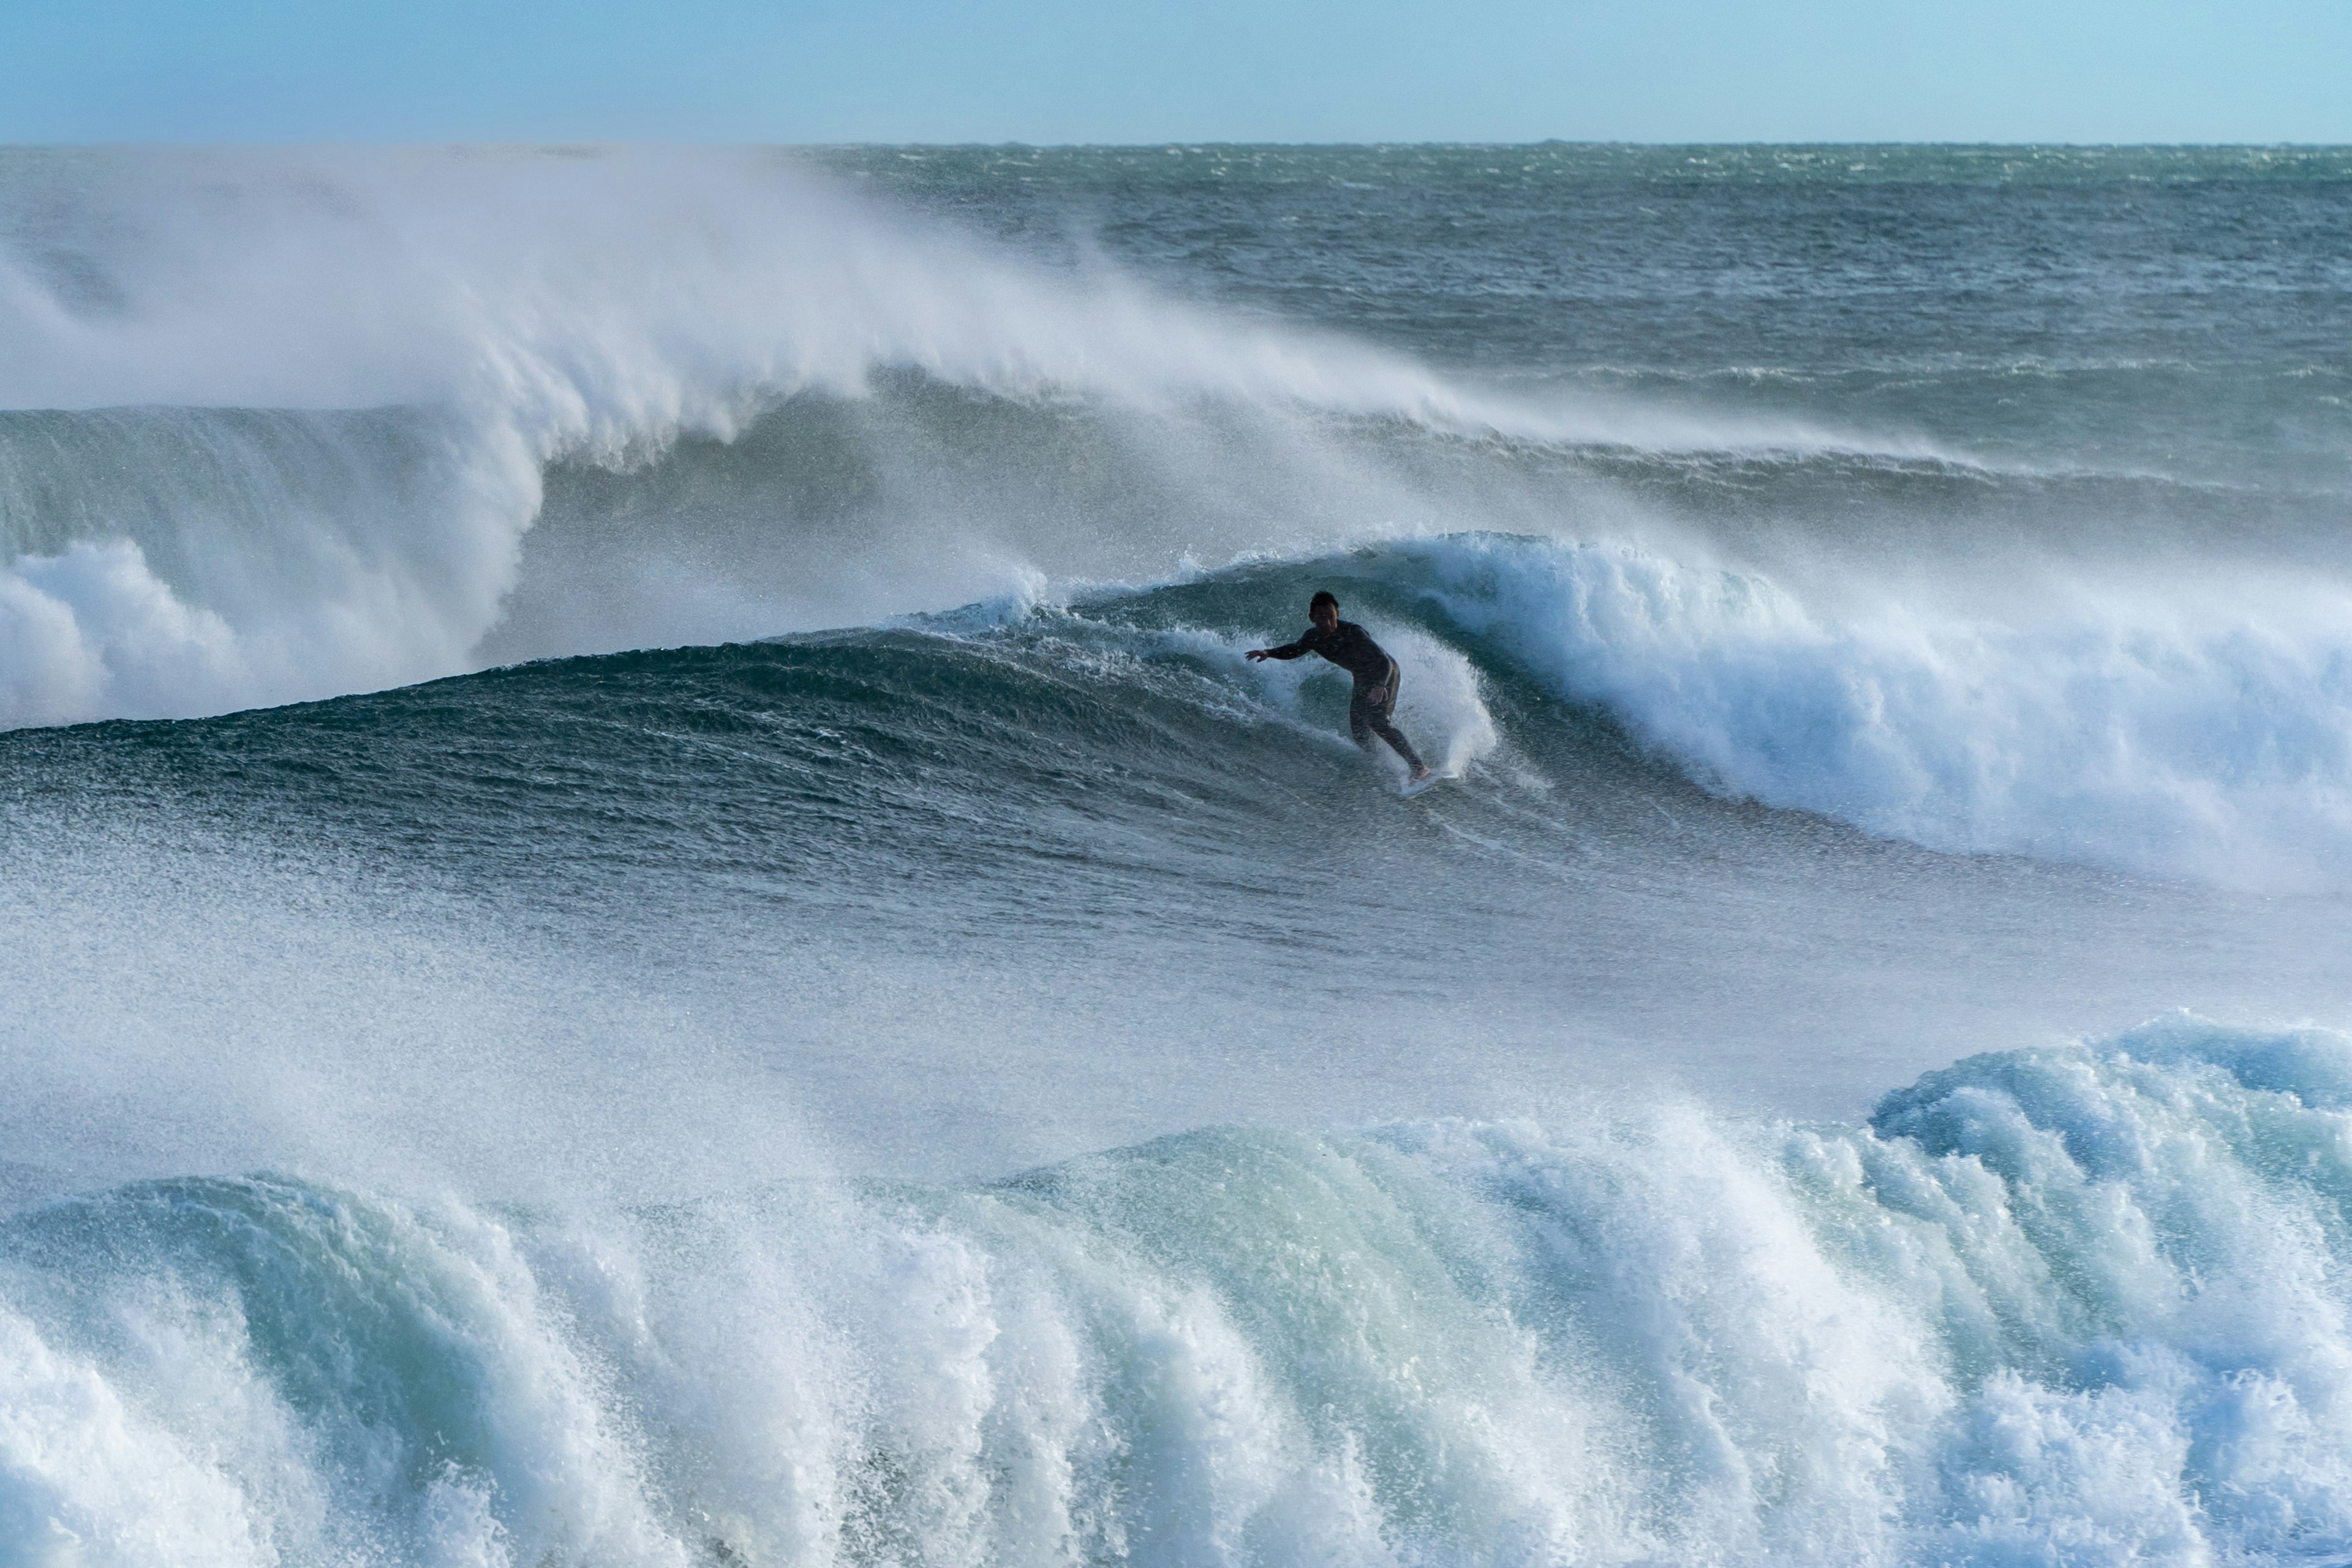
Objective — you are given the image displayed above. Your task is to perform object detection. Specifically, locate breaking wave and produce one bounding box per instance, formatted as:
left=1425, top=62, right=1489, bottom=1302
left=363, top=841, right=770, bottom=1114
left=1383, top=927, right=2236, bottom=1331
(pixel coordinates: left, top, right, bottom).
left=0, top=148, right=1915, bottom=728
left=6, top=1019, right=2350, bottom=1567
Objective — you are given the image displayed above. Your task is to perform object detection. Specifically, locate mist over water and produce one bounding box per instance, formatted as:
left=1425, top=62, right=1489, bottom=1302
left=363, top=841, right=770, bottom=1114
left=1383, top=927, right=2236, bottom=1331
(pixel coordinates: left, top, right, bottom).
left=4, top=145, right=2352, bottom=1565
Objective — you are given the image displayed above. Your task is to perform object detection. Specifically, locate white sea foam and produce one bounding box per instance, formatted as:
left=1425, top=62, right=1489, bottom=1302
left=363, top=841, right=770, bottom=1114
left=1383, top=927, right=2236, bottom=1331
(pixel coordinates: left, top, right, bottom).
left=0, top=541, right=247, bottom=725
left=0, top=1303, right=270, bottom=1567
left=6, top=1019, right=2350, bottom=1566
left=1377, top=624, right=1501, bottom=780
left=1404, top=532, right=2352, bottom=886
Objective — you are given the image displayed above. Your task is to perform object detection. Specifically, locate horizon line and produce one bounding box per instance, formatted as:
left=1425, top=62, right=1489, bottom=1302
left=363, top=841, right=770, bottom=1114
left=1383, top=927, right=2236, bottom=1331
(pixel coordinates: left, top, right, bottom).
left=8, top=138, right=2351, bottom=152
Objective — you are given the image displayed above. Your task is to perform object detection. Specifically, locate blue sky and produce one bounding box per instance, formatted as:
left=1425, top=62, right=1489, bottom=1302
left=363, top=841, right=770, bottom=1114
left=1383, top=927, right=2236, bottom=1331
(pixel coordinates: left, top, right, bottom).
left=5, top=0, right=2347, bottom=143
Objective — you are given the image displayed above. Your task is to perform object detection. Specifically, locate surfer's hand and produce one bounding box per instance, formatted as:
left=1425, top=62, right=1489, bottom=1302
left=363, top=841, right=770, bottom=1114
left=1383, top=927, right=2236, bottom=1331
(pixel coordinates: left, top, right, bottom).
left=1366, top=684, right=1387, bottom=704
left=1245, top=649, right=1268, bottom=662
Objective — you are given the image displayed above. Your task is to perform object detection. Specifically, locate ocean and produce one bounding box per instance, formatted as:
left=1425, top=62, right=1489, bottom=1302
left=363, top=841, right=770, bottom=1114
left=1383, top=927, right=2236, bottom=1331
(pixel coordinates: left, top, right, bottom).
left=2, top=142, right=2350, bottom=1565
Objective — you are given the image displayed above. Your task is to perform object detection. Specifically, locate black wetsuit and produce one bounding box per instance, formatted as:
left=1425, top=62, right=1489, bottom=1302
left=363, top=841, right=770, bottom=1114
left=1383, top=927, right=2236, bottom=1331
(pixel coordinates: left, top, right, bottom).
left=1261, top=620, right=1428, bottom=772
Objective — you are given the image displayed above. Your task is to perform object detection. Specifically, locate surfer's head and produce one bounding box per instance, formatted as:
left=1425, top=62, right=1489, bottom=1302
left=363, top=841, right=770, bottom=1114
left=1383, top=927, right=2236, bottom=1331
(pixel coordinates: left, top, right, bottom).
left=1309, top=590, right=1340, bottom=631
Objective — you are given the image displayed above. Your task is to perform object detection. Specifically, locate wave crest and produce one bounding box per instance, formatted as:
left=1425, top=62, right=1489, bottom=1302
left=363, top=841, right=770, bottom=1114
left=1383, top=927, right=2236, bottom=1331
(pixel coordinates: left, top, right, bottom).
left=1404, top=533, right=2352, bottom=886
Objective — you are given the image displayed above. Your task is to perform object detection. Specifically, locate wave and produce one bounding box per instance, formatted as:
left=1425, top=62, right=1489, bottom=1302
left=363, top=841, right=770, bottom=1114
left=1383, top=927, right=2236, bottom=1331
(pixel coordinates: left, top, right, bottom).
left=977, top=542, right=2352, bottom=889
left=1393, top=535, right=2352, bottom=888
left=13, top=532, right=2352, bottom=895
left=4, top=1017, right=2349, bottom=1567
left=0, top=146, right=1958, bottom=734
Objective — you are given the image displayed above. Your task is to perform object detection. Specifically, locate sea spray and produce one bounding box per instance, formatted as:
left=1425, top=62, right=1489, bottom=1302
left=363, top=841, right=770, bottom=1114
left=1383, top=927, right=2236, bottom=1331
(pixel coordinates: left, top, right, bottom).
left=0, top=148, right=1942, bottom=733
left=5, top=1022, right=2350, bottom=1566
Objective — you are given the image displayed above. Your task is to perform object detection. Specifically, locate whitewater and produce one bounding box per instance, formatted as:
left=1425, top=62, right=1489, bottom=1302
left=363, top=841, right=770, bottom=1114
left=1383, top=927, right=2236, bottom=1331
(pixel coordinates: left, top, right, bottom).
left=3, top=143, right=2351, bottom=1565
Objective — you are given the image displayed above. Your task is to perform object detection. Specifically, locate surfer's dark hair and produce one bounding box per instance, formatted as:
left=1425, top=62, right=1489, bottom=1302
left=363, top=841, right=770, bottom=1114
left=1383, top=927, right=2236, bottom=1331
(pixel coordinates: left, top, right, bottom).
left=1310, top=590, right=1340, bottom=614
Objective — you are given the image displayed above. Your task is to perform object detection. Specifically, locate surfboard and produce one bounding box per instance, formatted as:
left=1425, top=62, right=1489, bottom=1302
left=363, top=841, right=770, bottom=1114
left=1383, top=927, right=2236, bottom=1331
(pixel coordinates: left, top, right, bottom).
left=1400, top=773, right=1444, bottom=798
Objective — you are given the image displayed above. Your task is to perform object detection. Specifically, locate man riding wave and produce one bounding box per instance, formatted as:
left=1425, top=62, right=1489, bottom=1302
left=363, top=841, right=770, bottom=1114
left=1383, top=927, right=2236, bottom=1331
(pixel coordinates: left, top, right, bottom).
left=1248, top=590, right=1433, bottom=783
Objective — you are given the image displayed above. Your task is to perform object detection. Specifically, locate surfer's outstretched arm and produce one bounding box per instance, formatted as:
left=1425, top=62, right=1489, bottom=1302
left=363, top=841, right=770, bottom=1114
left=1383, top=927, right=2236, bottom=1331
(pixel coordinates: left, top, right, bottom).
left=1245, top=631, right=1316, bottom=662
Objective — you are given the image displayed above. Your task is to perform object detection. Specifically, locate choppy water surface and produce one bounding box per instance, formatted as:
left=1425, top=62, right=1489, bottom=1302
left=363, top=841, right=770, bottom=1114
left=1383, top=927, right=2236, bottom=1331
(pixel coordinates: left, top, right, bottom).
left=3, top=145, right=2350, bottom=1566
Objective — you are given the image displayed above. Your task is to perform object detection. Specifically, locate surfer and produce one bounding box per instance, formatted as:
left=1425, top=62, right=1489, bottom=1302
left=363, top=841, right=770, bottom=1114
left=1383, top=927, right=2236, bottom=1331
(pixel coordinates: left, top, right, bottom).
left=1248, top=591, right=1433, bottom=783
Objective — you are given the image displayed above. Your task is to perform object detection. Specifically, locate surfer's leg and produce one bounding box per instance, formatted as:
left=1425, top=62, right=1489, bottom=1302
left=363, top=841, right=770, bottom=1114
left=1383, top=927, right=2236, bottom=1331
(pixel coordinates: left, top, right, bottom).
left=1369, top=712, right=1426, bottom=772
left=1358, top=667, right=1428, bottom=773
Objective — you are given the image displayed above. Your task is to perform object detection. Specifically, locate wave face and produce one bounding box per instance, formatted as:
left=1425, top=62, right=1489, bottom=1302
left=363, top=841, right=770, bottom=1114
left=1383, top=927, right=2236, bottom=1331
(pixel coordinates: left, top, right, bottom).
left=6, top=1020, right=2352, bottom=1567
left=7, top=146, right=2352, bottom=1564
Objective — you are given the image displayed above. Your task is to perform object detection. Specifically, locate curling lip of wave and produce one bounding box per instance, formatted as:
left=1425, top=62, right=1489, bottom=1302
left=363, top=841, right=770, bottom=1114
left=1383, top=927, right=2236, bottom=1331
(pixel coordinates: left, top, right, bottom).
left=1396, top=532, right=2352, bottom=889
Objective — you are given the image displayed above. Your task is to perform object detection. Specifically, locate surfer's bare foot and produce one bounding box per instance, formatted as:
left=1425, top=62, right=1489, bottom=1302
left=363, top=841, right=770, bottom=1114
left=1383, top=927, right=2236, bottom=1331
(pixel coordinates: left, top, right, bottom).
left=1410, top=764, right=1433, bottom=783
